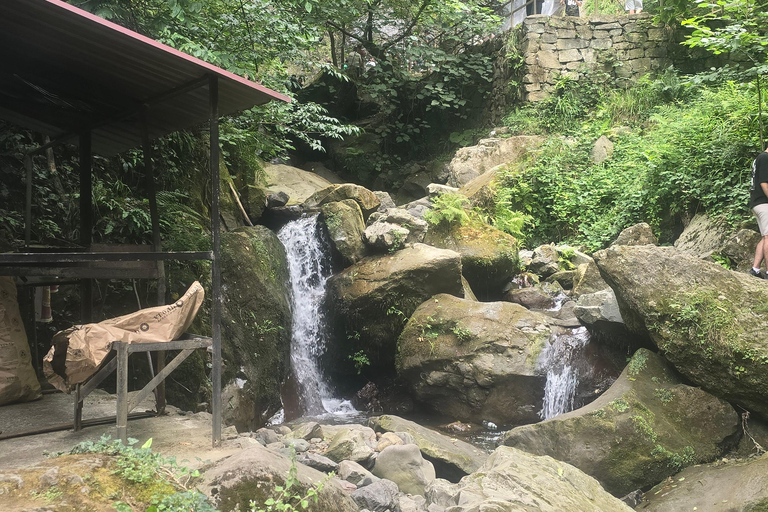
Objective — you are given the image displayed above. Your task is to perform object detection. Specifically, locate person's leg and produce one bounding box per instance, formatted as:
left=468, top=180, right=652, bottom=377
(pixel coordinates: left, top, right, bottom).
left=752, top=204, right=768, bottom=276
left=754, top=238, right=764, bottom=270
left=762, top=234, right=768, bottom=273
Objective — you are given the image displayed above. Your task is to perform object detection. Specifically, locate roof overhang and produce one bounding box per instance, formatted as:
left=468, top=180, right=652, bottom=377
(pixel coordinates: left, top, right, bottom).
left=0, top=0, right=290, bottom=155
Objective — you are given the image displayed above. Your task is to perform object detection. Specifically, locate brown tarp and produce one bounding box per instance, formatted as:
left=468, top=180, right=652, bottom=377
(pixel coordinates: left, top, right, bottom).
left=0, top=277, right=42, bottom=405
left=43, top=281, right=204, bottom=392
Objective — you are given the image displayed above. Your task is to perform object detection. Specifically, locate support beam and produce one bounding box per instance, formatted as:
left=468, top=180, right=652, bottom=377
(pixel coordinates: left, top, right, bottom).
left=79, top=131, right=93, bottom=323
left=23, top=155, right=32, bottom=247
left=209, top=74, right=222, bottom=447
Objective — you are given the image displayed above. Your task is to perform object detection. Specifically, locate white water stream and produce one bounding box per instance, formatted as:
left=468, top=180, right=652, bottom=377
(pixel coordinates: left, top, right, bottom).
left=277, top=215, right=355, bottom=417
left=538, top=326, right=591, bottom=420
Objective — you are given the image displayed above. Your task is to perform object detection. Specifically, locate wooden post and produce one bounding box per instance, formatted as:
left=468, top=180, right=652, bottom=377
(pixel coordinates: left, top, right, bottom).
left=115, top=341, right=129, bottom=443
left=209, top=74, right=222, bottom=447
left=79, top=131, right=93, bottom=323
left=23, top=154, right=32, bottom=248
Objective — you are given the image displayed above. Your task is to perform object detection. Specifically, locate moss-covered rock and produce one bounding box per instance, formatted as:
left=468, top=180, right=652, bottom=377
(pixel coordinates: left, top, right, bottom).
left=304, top=184, right=381, bottom=220
left=396, top=294, right=553, bottom=426
left=320, top=200, right=367, bottom=266
left=501, top=349, right=740, bottom=496
left=220, top=226, right=292, bottom=431
left=593, top=244, right=768, bottom=420
left=325, top=244, right=463, bottom=378
left=423, top=222, right=518, bottom=301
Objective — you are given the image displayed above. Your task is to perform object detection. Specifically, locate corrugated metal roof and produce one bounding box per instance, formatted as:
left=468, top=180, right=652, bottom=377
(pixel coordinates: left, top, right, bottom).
left=0, top=0, right=290, bottom=155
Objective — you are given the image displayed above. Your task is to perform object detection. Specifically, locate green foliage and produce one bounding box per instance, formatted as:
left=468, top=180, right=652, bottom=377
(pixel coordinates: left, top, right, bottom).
left=425, top=193, right=471, bottom=227
left=348, top=350, right=371, bottom=375
left=249, top=453, right=331, bottom=512
left=451, top=323, right=473, bottom=343
left=654, top=388, right=674, bottom=405
left=631, top=414, right=658, bottom=442
left=651, top=445, right=696, bottom=470
left=627, top=351, right=648, bottom=378
left=609, top=398, right=630, bottom=413
left=496, top=75, right=760, bottom=250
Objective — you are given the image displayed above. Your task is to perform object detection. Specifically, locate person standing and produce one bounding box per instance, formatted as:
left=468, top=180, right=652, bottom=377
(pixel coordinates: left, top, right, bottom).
left=749, top=148, right=768, bottom=278
left=562, top=0, right=581, bottom=16
left=625, top=0, right=642, bottom=13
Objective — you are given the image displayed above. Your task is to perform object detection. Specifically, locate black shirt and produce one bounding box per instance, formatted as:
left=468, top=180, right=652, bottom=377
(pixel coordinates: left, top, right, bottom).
left=749, top=151, right=768, bottom=208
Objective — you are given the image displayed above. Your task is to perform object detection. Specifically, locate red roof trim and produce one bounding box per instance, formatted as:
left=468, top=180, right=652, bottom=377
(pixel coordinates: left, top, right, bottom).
left=46, top=0, right=291, bottom=104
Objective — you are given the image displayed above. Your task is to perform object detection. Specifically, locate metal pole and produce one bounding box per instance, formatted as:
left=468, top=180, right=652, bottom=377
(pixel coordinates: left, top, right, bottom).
left=209, top=74, right=222, bottom=447
left=24, top=155, right=32, bottom=248
left=79, top=131, right=93, bottom=323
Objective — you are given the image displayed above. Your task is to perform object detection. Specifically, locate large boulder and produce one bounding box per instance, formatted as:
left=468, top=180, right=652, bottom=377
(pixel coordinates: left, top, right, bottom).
left=262, top=163, right=334, bottom=206
left=593, top=244, right=768, bottom=419
left=371, top=444, right=436, bottom=496
left=423, top=222, right=518, bottom=300
left=320, top=200, right=367, bottom=265
left=502, top=349, right=740, bottom=496
left=638, top=454, right=768, bottom=512
left=572, top=260, right=610, bottom=297
left=675, top=213, right=761, bottom=271
left=304, top=184, right=381, bottom=219
left=325, top=244, right=464, bottom=375
left=446, top=135, right=545, bottom=187
left=324, top=427, right=377, bottom=466
left=220, top=227, right=292, bottom=430
left=369, top=415, right=488, bottom=482
left=428, top=446, right=633, bottom=512
left=397, top=294, right=553, bottom=426
left=611, top=222, right=658, bottom=246
left=201, top=443, right=358, bottom=512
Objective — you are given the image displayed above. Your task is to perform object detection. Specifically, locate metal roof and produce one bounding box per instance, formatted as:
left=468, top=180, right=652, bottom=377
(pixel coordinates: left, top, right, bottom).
left=0, top=0, right=290, bottom=155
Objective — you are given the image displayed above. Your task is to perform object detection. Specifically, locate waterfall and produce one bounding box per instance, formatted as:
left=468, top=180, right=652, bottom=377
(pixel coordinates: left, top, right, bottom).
left=538, top=327, right=590, bottom=420
left=277, top=214, right=354, bottom=416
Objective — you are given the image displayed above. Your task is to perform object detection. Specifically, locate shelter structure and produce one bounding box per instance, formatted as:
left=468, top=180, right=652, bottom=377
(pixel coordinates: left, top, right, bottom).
left=0, top=0, right=289, bottom=444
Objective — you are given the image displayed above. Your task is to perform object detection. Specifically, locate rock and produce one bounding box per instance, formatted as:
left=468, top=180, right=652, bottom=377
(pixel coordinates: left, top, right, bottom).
left=425, top=478, right=456, bottom=509
left=423, top=223, right=518, bottom=301
left=318, top=424, right=378, bottom=443
left=590, top=135, right=614, bottom=164
left=374, top=191, right=397, bottom=211
left=426, top=184, right=459, bottom=198
left=458, top=165, right=501, bottom=211
left=397, top=294, right=553, bottom=426
left=732, top=414, right=768, bottom=457
left=321, top=200, right=367, bottom=265
left=435, top=446, right=633, bottom=512
left=529, top=244, right=560, bottom=277
left=461, top=276, right=478, bottom=301
left=339, top=460, right=379, bottom=487
left=721, top=228, right=762, bottom=271
left=401, top=197, right=432, bottom=219
left=376, top=432, right=405, bottom=452
left=262, top=163, right=334, bottom=206
left=284, top=438, right=310, bottom=453
left=372, top=444, right=436, bottom=496
left=266, top=191, right=289, bottom=208
left=446, top=135, right=545, bottom=187
left=400, top=494, right=428, bottom=512
left=502, top=282, right=563, bottom=310
left=221, top=227, right=292, bottom=430
left=326, top=244, right=464, bottom=375
left=299, top=161, right=344, bottom=184
left=611, top=222, right=657, bottom=246
left=201, top=443, right=358, bottom=512
left=572, top=260, right=610, bottom=297
left=545, top=269, right=577, bottom=289
left=573, top=289, right=624, bottom=326
left=325, top=428, right=376, bottom=466
left=502, top=349, right=740, bottom=496
left=286, top=422, right=322, bottom=441
left=350, top=479, right=400, bottom=512
left=297, top=452, right=339, bottom=473
left=39, top=467, right=59, bottom=487
left=363, top=208, right=428, bottom=253
left=397, top=171, right=433, bottom=204
left=673, top=212, right=731, bottom=258
left=369, top=415, right=488, bottom=482
left=593, top=244, right=768, bottom=419
left=639, top=454, right=768, bottom=512
left=304, top=184, right=381, bottom=219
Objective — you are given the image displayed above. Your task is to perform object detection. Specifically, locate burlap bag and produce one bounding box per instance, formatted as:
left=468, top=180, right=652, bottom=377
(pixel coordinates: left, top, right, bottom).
left=0, top=277, right=42, bottom=405
left=43, top=281, right=204, bottom=393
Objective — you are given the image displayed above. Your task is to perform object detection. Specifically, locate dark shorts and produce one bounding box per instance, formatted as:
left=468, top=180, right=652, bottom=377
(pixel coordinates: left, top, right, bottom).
left=565, top=4, right=579, bottom=15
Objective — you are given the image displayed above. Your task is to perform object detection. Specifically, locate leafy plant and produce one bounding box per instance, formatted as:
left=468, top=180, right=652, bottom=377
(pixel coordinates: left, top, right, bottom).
left=424, top=193, right=470, bottom=228
left=348, top=350, right=370, bottom=375
left=249, top=452, right=331, bottom=512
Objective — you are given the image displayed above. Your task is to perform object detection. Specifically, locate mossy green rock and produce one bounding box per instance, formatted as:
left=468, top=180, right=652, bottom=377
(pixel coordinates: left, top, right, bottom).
left=320, top=200, right=367, bottom=266
left=423, top=222, right=518, bottom=300
left=397, top=293, right=553, bottom=426
left=369, top=414, right=488, bottom=482
left=639, top=453, right=768, bottom=512
left=501, top=349, right=739, bottom=496
left=593, top=245, right=768, bottom=419
left=325, top=244, right=463, bottom=375
left=220, top=226, right=291, bottom=431
left=201, top=443, right=358, bottom=512
left=441, top=446, right=633, bottom=512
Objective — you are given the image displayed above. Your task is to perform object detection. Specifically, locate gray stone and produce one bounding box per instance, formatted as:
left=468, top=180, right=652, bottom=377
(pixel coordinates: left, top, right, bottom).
left=400, top=494, right=428, bottom=512
left=372, top=444, right=436, bottom=496
left=446, top=136, right=545, bottom=188
left=574, top=289, right=624, bottom=325
left=286, top=421, right=321, bottom=440
left=426, top=184, right=459, bottom=198
left=39, top=467, right=59, bottom=487
left=557, top=38, right=588, bottom=50
left=529, top=243, right=560, bottom=277
left=283, top=438, right=310, bottom=452
left=612, top=222, right=657, bottom=246
left=374, top=191, right=396, bottom=212
left=325, top=428, right=377, bottom=465
left=351, top=479, right=400, bottom=512
left=558, top=49, right=582, bottom=62
left=253, top=427, right=282, bottom=445
left=297, top=452, right=339, bottom=473
left=363, top=222, right=411, bottom=252
left=339, top=460, right=379, bottom=487
left=590, top=38, right=613, bottom=49
left=266, top=191, right=289, bottom=208
left=322, top=199, right=367, bottom=265
left=590, top=135, right=614, bottom=164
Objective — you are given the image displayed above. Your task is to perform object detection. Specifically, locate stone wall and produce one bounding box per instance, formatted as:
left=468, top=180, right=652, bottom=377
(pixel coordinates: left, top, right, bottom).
left=519, top=13, right=675, bottom=101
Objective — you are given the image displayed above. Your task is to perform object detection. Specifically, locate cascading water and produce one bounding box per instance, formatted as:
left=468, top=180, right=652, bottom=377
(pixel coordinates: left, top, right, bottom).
left=538, top=326, right=591, bottom=420
left=277, top=214, right=354, bottom=416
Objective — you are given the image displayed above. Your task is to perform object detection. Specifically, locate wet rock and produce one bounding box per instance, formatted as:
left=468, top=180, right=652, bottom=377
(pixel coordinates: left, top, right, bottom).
left=528, top=244, right=560, bottom=277
left=573, top=289, right=623, bottom=326
left=372, top=444, right=436, bottom=496
left=266, top=191, right=289, bottom=208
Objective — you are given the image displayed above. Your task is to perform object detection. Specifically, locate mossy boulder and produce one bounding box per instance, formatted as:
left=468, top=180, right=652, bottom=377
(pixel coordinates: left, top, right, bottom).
left=501, top=349, right=740, bottom=496
left=431, top=446, right=634, bottom=512
left=325, top=244, right=463, bottom=377
left=369, top=414, right=488, bottom=482
left=593, top=244, right=768, bottom=419
left=304, top=184, right=381, bottom=219
left=320, top=200, right=367, bottom=266
left=639, top=453, right=768, bottom=512
left=396, top=294, right=553, bottom=426
left=201, top=443, right=358, bottom=512
left=220, top=226, right=292, bottom=431
left=423, top=222, right=518, bottom=300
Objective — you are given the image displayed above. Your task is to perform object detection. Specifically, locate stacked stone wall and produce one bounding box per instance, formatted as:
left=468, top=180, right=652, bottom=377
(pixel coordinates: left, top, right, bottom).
left=519, top=13, right=674, bottom=101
